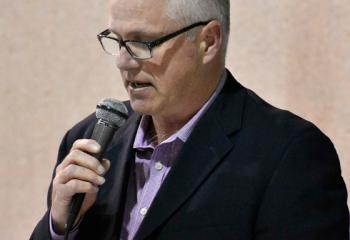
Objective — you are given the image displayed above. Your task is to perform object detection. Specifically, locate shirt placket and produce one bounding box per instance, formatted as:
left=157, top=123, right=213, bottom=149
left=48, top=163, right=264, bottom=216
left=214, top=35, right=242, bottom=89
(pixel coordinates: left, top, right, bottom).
left=129, top=143, right=172, bottom=238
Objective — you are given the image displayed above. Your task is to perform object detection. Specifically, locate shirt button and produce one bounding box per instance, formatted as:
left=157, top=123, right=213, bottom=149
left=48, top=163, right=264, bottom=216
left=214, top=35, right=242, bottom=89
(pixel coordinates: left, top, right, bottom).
left=155, top=162, right=163, bottom=171
left=140, top=207, right=148, bottom=216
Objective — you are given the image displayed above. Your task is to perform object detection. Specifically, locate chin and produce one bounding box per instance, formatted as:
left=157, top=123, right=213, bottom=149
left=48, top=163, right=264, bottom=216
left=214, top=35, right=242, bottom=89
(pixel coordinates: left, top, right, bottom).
left=129, top=99, right=154, bottom=115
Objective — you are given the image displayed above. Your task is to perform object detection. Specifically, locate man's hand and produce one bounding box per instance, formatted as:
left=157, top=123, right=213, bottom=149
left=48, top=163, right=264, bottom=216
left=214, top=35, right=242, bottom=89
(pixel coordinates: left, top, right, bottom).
left=50, top=139, right=110, bottom=234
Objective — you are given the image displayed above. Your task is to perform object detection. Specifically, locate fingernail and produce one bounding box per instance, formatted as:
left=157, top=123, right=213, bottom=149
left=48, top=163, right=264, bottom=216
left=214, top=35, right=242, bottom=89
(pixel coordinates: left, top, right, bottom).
left=98, top=165, right=105, bottom=174
left=93, top=143, right=100, bottom=152
left=97, top=176, right=105, bottom=185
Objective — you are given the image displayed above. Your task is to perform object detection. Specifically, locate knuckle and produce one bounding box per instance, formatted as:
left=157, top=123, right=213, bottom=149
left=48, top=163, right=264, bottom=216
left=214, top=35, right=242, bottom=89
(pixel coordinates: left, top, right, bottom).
left=85, top=171, right=98, bottom=184
left=68, top=179, right=79, bottom=191
left=69, top=149, right=80, bottom=159
left=65, top=164, right=77, bottom=177
left=92, top=161, right=100, bottom=171
left=87, top=183, right=94, bottom=191
left=81, top=181, right=93, bottom=193
left=55, top=162, right=65, bottom=173
left=93, top=175, right=101, bottom=184
left=55, top=184, right=66, bottom=194
left=83, top=156, right=99, bottom=171
left=66, top=179, right=95, bottom=194
left=53, top=171, right=63, bottom=182
left=52, top=177, right=59, bottom=187
left=72, top=139, right=83, bottom=149
left=55, top=166, right=60, bottom=175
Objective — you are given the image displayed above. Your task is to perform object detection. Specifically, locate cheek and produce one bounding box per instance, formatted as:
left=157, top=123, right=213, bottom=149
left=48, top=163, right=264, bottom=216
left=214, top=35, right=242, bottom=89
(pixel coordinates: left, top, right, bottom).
left=142, top=44, right=201, bottom=91
left=119, top=70, right=129, bottom=89
left=186, top=47, right=200, bottom=60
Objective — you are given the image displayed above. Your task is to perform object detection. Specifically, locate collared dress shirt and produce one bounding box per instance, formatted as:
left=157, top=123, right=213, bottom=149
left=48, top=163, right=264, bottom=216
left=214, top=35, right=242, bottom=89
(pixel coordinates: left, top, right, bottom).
left=121, top=72, right=226, bottom=239
left=50, top=71, right=226, bottom=239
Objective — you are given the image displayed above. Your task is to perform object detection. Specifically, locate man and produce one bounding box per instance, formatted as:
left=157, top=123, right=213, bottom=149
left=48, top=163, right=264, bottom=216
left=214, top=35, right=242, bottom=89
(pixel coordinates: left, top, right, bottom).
left=31, top=0, right=349, bottom=239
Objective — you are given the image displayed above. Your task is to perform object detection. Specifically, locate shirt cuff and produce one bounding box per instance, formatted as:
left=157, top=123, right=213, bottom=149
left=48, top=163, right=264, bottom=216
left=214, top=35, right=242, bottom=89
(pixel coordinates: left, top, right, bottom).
left=49, top=210, right=80, bottom=240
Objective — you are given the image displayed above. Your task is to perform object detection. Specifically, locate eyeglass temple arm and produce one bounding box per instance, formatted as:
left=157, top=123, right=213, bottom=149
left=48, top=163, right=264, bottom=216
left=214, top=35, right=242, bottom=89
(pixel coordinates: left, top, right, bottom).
left=148, top=20, right=212, bottom=48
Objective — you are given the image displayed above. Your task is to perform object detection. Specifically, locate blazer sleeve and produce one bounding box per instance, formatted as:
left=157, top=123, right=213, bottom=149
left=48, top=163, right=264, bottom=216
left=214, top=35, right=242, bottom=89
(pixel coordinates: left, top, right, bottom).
left=30, top=129, right=71, bottom=240
left=30, top=113, right=96, bottom=240
left=254, top=127, right=349, bottom=240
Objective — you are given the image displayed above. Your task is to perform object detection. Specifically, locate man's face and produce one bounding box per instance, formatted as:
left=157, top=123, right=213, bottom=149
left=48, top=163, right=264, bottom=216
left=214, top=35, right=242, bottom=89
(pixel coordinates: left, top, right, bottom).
left=108, top=0, right=209, bottom=121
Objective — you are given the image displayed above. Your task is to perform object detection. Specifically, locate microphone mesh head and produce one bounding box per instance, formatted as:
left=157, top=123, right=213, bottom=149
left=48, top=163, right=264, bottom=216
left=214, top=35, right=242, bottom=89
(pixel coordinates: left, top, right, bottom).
left=95, top=98, right=128, bottom=127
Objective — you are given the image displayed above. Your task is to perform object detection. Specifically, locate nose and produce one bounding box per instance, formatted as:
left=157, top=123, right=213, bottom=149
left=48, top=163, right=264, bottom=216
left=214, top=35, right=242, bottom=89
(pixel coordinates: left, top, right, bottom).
left=115, top=47, right=140, bottom=70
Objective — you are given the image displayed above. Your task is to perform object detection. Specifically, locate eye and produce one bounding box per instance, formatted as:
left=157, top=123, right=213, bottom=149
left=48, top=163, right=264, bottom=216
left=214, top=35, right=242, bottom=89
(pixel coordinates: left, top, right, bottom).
left=127, top=41, right=149, bottom=51
left=129, top=31, right=161, bottom=42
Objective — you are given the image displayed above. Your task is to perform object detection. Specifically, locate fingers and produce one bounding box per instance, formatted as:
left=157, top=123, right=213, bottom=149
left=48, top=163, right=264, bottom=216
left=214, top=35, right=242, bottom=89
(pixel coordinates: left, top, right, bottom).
left=56, top=139, right=104, bottom=175
left=53, top=139, right=111, bottom=199
left=55, top=164, right=106, bottom=186
left=51, top=139, right=110, bottom=232
left=63, top=179, right=100, bottom=196
left=72, top=139, right=101, bottom=153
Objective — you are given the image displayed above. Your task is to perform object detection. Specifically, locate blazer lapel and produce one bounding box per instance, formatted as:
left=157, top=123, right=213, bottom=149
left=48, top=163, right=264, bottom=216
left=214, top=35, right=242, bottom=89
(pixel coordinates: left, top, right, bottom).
left=135, top=72, right=247, bottom=240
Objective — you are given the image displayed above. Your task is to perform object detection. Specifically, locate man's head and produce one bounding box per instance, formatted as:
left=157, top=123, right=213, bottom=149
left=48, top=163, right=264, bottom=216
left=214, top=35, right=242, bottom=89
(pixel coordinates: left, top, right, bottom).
left=106, top=0, right=230, bottom=122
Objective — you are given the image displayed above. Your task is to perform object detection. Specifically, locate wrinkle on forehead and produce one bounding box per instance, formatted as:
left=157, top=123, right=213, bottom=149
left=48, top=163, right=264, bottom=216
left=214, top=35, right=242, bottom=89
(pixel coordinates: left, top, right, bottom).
left=108, top=0, right=176, bottom=36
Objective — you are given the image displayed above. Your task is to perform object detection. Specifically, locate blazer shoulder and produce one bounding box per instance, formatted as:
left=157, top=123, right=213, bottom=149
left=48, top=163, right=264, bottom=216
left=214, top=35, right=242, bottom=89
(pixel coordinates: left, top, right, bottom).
left=52, top=112, right=98, bottom=172
left=245, top=89, right=323, bottom=135
left=64, top=112, right=97, bottom=147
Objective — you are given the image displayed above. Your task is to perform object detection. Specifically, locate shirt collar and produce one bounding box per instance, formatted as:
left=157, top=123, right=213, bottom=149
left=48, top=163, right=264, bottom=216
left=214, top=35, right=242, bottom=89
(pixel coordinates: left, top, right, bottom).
left=133, top=70, right=227, bottom=149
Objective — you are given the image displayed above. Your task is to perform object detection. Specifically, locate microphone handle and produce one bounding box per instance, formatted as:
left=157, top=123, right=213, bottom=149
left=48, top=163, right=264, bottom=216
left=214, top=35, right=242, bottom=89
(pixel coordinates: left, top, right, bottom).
left=65, top=120, right=117, bottom=233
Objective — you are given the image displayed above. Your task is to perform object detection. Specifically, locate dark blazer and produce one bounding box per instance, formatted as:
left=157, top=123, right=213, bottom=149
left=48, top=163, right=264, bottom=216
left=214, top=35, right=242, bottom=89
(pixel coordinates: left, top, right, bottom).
left=31, top=70, right=349, bottom=240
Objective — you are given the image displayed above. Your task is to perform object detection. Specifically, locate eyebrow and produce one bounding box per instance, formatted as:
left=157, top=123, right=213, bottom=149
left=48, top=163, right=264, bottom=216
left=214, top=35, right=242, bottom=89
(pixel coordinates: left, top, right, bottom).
left=109, top=28, right=161, bottom=39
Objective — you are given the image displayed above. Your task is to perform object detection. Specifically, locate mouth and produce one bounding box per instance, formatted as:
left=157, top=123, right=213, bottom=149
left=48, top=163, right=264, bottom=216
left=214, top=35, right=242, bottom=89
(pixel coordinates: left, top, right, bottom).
left=129, top=82, right=153, bottom=89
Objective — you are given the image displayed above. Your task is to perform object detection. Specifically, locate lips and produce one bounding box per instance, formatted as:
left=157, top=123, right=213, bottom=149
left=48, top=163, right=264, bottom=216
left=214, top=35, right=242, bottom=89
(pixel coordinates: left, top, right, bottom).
left=130, top=82, right=152, bottom=89
left=127, top=79, right=153, bottom=90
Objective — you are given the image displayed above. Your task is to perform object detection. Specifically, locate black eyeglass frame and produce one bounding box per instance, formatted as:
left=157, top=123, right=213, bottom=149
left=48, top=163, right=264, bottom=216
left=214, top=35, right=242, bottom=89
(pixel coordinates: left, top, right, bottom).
left=97, top=20, right=212, bottom=60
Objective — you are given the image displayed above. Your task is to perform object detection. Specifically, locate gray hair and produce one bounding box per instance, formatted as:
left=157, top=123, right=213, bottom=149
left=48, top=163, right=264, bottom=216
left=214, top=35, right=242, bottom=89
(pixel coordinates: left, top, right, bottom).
left=165, top=0, right=230, bottom=59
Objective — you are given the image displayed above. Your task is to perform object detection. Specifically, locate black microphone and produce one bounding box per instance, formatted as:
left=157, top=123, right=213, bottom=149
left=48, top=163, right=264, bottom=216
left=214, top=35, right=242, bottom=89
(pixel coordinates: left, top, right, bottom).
left=64, top=98, right=128, bottom=239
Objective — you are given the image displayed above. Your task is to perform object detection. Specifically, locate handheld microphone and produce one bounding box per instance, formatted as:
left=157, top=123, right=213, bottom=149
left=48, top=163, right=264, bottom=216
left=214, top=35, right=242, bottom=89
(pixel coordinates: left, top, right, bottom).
left=64, top=98, right=128, bottom=239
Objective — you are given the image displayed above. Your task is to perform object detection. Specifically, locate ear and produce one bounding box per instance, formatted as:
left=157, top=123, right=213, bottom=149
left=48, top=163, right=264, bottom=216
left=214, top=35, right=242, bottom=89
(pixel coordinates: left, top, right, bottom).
left=199, top=20, right=223, bottom=64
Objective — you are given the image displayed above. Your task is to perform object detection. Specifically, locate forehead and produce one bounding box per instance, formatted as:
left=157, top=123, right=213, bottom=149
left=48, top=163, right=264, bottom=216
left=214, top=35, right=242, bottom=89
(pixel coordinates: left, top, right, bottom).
left=108, top=0, right=172, bottom=34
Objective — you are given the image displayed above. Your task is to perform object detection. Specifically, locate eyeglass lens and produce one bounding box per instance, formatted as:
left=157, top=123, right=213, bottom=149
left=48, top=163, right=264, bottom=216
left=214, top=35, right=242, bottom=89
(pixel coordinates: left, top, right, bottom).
left=101, top=38, right=151, bottom=59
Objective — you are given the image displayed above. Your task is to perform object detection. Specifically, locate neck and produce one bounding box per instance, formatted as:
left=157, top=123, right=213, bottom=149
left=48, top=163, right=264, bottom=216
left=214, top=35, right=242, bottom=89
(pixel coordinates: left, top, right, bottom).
left=150, top=115, right=189, bottom=144
left=150, top=68, right=225, bottom=144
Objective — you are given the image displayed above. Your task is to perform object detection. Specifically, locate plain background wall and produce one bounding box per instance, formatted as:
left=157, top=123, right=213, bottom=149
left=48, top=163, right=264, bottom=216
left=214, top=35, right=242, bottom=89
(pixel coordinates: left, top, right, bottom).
left=1, top=1, right=349, bottom=239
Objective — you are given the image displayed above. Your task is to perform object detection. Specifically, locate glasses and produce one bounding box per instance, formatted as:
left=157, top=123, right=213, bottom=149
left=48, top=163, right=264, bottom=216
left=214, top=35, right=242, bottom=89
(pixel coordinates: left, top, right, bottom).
left=97, top=20, right=211, bottom=60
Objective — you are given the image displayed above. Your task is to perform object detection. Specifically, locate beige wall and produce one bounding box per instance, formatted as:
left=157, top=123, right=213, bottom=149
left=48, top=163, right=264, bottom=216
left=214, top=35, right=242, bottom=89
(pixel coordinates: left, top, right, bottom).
left=1, top=1, right=349, bottom=239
